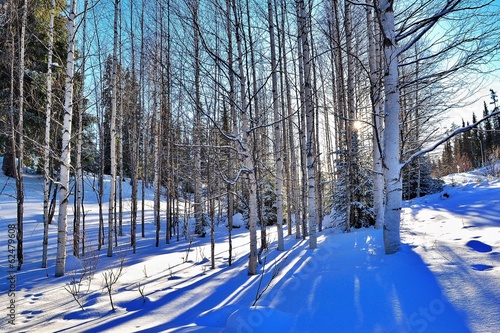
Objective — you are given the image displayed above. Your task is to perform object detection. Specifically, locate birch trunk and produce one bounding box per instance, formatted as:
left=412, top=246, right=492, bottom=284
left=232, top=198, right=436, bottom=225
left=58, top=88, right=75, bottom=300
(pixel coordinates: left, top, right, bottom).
left=94, top=21, right=105, bottom=249
left=366, top=0, right=384, bottom=229
left=108, top=0, right=119, bottom=257
left=193, top=0, right=204, bottom=237
left=164, top=0, right=172, bottom=244
left=268, top=0, right=284, bottom=251
left=276, top=0, right=292, bottom=237
left=140, top=0, right=146, bottom=239
left=225, top=0, right=235, bottom=266
left=344, top=0, right=355, bottom=231
left=295, top=2, right=308, bottom=241
left=332, top=0, right=345, bottom=157
left=281, top=1, right=300, bottom=240
left=153, top=1, right=162, bottom=248
left=232, top=0, right=258, bottom=275
left=42, top=0, right=56, bottom=268
left=242, top=0, right=266, bottom=255
left=56, top=0, right=77, bottom=277
left=74, top=0, right=88, bottom=257
left=130, top=0, right=138, bottom=253
left=118, top=84, right=123, bottom=239
left=6, top=1, right=16, bottom=181
left=153, top=80, right=160, bottom=248
left=117, top=4, right=124, bottom=244
left=16, top=0, right=27, bottom=271
left=92, top=12, right=105, bottom=250
left=9, top=0, right=27, bottom=270
left=297, top=0, right=316, bottom=249
left=307, top=4, right=322, bottom=233
left=379, top=0, right=402, bottom=254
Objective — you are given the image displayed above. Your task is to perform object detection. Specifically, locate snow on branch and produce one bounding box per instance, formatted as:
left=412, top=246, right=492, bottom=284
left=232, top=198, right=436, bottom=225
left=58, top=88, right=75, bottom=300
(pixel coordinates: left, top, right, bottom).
left=400, top=107, right=500, bottom=169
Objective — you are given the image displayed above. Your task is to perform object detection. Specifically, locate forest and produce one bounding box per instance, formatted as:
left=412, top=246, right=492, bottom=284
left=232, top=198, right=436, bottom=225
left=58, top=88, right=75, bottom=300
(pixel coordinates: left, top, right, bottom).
left=1, top=0, right=500, bottom=279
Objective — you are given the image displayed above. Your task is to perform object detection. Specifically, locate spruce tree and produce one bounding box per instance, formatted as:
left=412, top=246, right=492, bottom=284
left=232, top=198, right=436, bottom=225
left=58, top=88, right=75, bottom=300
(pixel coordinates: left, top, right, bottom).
left=482, top=102, right=493, bottom=155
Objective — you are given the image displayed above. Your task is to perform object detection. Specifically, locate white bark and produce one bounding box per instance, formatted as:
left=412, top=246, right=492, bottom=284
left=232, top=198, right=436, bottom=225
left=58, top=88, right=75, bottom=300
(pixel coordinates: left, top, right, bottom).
left=344, top=0, right=355, bottom=232
left=42, top=0, right=56, bottom=268
left=378, top=0, right=497, bottom=253
left=153, top=89, right=161, bottom=248
left=367, top=0, right=384, bottom=229
left=74, top=0, right=88, bottom=257
left=153, top=1, right=162, bottom=247
left=108, top=0, right=119, bottom=258
left=193, top=1, right=203, bottom=236
left=140, top=0, right=146, bottom=239
left=130, top=0, right=138, bottom=253
left=280, top=1, right=300, bottom=240
left=379, top=0, right=402, bottom=254
left=225, top=0, right=235, bottom=265
left=297, top=0, right=316, bottom=249
left=232, top=0, right=257, bottom=275
left=15, top=0, right=27, bottom=270
left=268, top=0, right=284, bottom=251
left=295, top=0, right=308, bottom=241
left=56, top=0, right=77, bottom=277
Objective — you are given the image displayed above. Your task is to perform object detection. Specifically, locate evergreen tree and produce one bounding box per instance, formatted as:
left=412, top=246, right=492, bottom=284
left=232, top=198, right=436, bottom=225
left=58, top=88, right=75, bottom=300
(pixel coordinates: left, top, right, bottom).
left=490, top=90, right=500, bottom=148
left=482, top=101, right=493, bottom=155
left=0, top=0, right=68, bottom=166
left=403, top=157, right=443, bottom=199
left=440, top=140, right=454, bottom=175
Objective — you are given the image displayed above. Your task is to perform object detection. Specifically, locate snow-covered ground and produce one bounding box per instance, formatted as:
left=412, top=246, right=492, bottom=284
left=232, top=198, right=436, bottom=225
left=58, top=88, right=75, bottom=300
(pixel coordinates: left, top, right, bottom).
left=0, top=165, right=499, bottom=332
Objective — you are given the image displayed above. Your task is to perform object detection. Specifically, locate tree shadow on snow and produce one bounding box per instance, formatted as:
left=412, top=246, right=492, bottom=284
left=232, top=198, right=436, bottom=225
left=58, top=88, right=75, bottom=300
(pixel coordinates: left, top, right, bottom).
left=251, top=230, right=472, bottom=333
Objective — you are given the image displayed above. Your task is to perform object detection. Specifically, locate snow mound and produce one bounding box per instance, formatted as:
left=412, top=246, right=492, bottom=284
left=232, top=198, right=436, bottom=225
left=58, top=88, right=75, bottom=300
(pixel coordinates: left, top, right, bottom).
left=66, top=255, right=83, bottom=271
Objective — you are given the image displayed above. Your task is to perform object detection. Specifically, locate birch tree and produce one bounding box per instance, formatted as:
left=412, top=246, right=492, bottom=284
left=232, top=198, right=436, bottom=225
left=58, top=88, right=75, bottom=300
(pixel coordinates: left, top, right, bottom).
left=225, top=0, right=235, bottom=266
left=153, top=0, right=163, bottom=248
left=129, top=0, right=138, bottom=253
left=108, top=0, right=120, bottom=257
left=281, top=0, right=301, bottom=240
left=268, top=0, right=284, bottom=251
left=13, top=0, right=27, bottom=270
left=377, top=0, right=500, bottom=253
left=344, top=0, right=355, bottom=232
left=55, top=0, right=77, bottom=277
left=191, top=0, right=204, bottom=237
left=366, top=0, right=384, bottom=229
left=140, top=0, right=146, bottom=239
left=42, top=0, right=56, bottom=268
left=232, top=0, right=258, bottom=275
left=74, top=0, right=89, bottom=257
left=297, top=0, right=317, bottom=249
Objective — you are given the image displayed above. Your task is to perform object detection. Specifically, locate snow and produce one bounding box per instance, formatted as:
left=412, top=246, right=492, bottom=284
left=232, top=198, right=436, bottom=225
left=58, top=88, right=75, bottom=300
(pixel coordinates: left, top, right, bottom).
left=0, top=164, right=499, bottom=332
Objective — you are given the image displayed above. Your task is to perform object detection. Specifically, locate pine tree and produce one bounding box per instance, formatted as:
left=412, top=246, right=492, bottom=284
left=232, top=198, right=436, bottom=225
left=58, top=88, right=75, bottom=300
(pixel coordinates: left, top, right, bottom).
left=403, top=157, right=443, bottom=199
left=490, top=90, right=500, bottom=148
left=441, top=140, right=454, bottom=176
left=482, top=102, right=493, bottom=154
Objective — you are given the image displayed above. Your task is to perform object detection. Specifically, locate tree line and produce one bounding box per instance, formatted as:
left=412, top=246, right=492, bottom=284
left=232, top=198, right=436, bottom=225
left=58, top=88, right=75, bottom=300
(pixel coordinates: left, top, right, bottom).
left=1, top=0, right=499, bottom=276
left=437, top=90, right=500, bottom=176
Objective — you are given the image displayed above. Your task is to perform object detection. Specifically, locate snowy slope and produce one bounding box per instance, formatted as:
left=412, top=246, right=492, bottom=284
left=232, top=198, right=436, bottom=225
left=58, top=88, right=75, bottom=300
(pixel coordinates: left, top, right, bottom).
left=401, top=172, right=500, bottom=332
left=0, top=166, right=498, bottom=332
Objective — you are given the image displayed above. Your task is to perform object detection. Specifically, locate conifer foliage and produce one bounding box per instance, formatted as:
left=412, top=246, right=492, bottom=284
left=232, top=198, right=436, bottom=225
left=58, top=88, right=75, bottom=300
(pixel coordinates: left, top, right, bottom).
left=436, top=90, right=500, bottom=178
